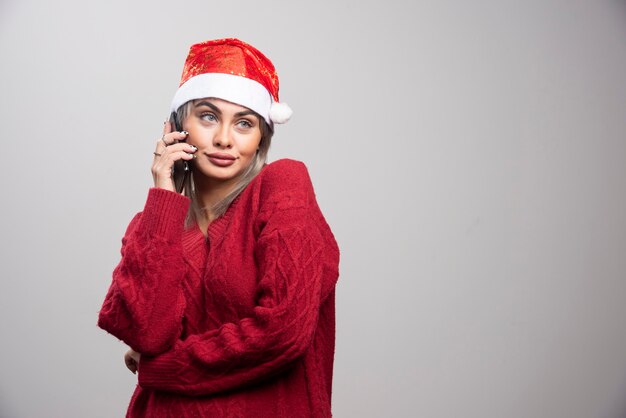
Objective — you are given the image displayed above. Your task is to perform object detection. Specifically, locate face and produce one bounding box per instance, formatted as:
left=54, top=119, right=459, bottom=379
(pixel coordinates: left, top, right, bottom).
left=182, top=98, right=263, bottom=186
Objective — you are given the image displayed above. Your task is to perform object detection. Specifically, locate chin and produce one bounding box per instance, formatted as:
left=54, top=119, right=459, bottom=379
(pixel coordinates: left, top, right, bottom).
left=196, top=166, right=242, bottom=183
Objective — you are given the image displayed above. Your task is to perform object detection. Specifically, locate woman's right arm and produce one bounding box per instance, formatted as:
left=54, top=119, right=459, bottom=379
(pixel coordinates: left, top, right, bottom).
left=98, top=188, right=191, bottom=356
left=98, top=123, right=196, bottom=355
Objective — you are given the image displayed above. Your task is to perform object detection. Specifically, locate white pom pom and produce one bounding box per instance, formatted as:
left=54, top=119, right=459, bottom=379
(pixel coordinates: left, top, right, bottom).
left=269, top=102, right=293, bottom=124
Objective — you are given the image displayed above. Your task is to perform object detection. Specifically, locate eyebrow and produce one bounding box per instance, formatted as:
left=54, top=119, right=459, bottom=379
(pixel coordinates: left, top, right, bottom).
left=195, top=101, right=257, bottom=118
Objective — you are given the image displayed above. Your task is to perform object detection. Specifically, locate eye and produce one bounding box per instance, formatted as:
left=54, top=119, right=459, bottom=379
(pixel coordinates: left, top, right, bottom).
left=237, top=119, right=253, bottom=129
left=200, top=112, right=217, bottom=122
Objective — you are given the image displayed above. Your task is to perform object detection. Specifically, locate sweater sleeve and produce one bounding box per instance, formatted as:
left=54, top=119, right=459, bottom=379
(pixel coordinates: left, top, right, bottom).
left=97, top=188, right=191, bottom=355
left=136, top=162, right=339, bottom=396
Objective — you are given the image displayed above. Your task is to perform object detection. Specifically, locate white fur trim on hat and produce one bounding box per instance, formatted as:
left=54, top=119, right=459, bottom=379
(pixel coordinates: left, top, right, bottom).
left=170, top=73, right=273, bottom=124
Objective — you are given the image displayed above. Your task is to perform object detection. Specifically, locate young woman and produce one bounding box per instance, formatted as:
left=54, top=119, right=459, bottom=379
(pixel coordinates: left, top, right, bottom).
left=98, top=38, right=340, bottom=417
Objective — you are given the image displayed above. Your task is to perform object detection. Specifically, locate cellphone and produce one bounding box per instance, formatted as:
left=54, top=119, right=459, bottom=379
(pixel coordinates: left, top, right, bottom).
left=170, top=111, right=190, bottom=194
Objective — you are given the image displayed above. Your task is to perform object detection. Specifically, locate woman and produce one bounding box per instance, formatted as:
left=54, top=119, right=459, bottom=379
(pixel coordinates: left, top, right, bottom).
left=98, top=38, right=340, bottom=417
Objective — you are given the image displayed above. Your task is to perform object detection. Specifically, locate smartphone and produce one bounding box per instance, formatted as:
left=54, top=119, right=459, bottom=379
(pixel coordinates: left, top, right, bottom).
left=170, top=111, right=190, bottom=194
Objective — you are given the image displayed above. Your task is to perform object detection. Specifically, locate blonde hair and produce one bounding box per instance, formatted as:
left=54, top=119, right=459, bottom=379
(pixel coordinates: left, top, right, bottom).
left=171, top=100, right=274, bottom=228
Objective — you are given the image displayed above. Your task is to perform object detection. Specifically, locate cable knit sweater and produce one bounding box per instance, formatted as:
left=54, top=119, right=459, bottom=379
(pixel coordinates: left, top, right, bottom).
left=98, top=159, right=340, bottom=417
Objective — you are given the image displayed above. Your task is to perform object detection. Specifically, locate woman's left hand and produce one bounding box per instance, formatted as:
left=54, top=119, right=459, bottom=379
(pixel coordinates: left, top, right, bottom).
left=124, top=348, right=142, bottom=374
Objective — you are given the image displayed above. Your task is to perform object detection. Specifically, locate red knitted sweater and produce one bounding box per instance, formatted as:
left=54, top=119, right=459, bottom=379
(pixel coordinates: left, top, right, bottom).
left=98, top=159, right=340, bottom=417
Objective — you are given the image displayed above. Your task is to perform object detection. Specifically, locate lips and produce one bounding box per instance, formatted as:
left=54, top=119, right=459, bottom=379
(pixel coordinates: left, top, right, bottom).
left=206, top=152, right=237, bottom=167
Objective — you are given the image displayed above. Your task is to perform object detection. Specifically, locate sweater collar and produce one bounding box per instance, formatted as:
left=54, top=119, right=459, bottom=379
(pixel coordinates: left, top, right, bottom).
left=180, top=163, right=267, bottom=267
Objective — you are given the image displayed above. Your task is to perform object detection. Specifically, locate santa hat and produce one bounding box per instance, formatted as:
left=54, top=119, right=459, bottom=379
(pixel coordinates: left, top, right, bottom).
left=170, top=38, right=292, bottom=125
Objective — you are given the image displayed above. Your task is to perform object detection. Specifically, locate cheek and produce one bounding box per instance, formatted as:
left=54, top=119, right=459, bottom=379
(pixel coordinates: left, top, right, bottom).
left=238, top=133, right=262, bottom=155
left=185, top=127, right=210, bottom=147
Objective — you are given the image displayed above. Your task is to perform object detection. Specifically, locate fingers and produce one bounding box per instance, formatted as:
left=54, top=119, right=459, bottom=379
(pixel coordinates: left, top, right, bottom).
left=152, top=141, right=197, bottom=191
left=129, top=349, right=141, bottom=364
left=156, top=130, right=189, bottom=153
left=124, top=349, right=142, bottom=375
left=124, top=350, right=137, bottom=374
left=162, top=119, right=173, bottom=136
left=153, top=142, right=197, bottom=166
left=152, top=121, right=194, bottom=191
left=154, top=149, right=196, bottom=172
left=159, top=120, right=174, bottom=148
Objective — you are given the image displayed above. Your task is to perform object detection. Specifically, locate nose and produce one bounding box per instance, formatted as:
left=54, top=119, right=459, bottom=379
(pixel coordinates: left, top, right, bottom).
left=213, top=124, right=233, bottom=149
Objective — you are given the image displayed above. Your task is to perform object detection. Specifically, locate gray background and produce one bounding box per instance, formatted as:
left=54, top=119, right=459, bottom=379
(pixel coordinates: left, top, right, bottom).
left=1, top=0, right=625, bottom=417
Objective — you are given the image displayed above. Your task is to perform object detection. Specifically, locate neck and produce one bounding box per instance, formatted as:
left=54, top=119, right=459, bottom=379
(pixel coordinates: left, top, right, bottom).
left=192, top=173, right=238, bottom=222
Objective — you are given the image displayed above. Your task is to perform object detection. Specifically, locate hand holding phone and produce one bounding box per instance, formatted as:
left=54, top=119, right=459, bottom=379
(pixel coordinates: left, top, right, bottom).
left=151, top=114, right=195, bottom=194
left=170, top=111, right=191, bottom=194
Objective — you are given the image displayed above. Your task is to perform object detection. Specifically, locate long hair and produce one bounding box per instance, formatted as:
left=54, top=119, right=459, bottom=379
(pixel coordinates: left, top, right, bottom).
left=171, top=100, right=274, bottom=228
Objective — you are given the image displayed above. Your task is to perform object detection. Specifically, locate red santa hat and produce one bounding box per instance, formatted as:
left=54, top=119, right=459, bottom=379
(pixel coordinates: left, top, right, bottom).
left=170, top=38, right=292, bottom=125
